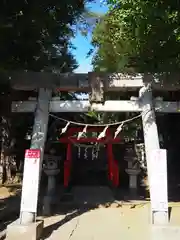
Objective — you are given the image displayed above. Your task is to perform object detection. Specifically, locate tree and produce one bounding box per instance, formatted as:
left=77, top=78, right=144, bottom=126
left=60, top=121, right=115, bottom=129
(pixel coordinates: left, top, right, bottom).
left=91, top=9, right=135, bottom=72
left=0, top=0, right=95, bottom=72
left=90, top=1, right=180, bottom=188
left=92, top=0, right=180, bottom=73
left=0, top=0, right=95, bottom=183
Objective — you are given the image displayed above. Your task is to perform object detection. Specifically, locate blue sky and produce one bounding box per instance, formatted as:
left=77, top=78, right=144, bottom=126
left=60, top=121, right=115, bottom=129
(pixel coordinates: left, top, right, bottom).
left=71, top=1, right=108, bottom=73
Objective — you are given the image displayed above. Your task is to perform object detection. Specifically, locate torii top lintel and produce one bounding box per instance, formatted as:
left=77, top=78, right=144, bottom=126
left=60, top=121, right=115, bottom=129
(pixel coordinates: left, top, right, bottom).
left=4, top=71, right=180, bottom=91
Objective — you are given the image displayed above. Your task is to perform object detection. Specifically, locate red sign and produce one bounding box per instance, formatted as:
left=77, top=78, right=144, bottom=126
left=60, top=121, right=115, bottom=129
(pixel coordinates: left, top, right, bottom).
left=25, top=149, right=40, bottom=159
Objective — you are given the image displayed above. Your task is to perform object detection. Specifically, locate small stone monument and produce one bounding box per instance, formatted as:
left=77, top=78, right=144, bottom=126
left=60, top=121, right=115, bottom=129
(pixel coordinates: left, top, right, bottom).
left=43, top=149, right=60, bottom=215
left=88, top=72, right=105, bottom=103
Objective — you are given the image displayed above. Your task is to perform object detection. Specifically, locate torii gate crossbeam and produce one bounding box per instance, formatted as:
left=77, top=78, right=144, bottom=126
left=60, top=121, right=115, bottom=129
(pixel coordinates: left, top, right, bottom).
left=11, top=99, right=180, bottom=113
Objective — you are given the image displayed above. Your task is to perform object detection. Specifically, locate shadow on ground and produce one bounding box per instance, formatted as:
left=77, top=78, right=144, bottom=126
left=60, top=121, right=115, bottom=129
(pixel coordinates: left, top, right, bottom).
left=1, top=183, right=180, bottom=239
left=41, top=184, right=180, bottom=239
left=0, top=184, right=21, bottom=233
left=41, top=185, right=150, bottom=239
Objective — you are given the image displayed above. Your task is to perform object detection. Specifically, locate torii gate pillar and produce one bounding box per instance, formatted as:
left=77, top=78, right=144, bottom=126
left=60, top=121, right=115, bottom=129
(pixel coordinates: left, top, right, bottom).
left=20, top=88, right=52, bottom=224
left=139, top=84, right=168, bottom=225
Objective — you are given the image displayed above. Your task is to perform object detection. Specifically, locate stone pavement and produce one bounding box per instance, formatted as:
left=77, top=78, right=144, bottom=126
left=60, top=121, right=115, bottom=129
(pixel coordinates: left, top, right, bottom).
left=1, top=186, right=180, bottom=239
left=42, top=204, right=180, bottom=240
left=43, top=206, right=147, bottom=240
left=41, top=187, right=180, bottom=240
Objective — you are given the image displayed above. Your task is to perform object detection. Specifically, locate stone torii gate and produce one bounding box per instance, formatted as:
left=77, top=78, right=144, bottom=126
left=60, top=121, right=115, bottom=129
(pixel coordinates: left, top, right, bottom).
left=6, top=72, right=180, bottom=239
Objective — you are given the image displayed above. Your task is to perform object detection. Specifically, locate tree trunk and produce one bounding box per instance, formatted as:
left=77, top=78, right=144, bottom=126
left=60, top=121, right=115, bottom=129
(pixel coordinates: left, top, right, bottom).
left=0, top=140, right=5, bottom=184
left=5, top=156, right=12, bottom=183
left=0, top=164, right=3, bottom=185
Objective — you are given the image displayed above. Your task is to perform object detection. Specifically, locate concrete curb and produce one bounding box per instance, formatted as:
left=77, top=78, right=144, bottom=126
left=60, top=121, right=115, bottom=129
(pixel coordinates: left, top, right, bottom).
left=151, top=225, right=180, bottom=240
left=6, top=219, right=44, bottom=240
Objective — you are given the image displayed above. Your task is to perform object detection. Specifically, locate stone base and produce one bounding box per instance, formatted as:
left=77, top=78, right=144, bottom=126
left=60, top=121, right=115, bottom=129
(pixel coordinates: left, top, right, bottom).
left=43, top=196, right=52, bottom=216
left=152, top=211, right=169, bottom=225
left=128, top=188, right=138, bottom=199
left=6, top=219, right=44, bottom=240
left=151, top=226, right=180, bottom=240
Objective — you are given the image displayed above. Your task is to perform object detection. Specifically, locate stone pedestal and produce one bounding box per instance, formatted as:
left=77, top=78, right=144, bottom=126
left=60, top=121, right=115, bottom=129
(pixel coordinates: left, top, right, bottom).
left=6, top=219, right=43, bottom=240
left=125, top=168, right=141, bottom=195
left=126, top=169, right=141, bottom=189
left=43, top=167, right=60, bottom=215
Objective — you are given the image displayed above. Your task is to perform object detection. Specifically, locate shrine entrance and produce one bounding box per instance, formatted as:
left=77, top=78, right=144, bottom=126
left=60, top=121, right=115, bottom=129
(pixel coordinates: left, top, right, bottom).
left=11, top=72, right=176, bottom=226
left=59, top=127, right=121, bottom=188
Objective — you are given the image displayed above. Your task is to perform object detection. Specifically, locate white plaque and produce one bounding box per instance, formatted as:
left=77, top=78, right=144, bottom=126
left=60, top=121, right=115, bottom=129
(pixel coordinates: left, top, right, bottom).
left=20, top=149, right=41, bottom=213
left=150, top=149, right=168, bottom=212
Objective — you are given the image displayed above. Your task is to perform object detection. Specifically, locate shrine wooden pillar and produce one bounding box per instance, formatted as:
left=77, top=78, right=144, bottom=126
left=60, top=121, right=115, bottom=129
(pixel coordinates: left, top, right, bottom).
left=106, top=128, right=119, bottom=187
left=106, top=129, right=113, bottom=182
left=64, top=143, right=72, bottom=187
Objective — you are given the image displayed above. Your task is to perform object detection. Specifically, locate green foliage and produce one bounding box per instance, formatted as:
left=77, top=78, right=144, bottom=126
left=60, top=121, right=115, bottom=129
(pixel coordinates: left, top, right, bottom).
left=0, top=0, right=94, bottom=72
left=92, top=0, right=180, bottom=73
left=91, top=9, right=135, bottom=72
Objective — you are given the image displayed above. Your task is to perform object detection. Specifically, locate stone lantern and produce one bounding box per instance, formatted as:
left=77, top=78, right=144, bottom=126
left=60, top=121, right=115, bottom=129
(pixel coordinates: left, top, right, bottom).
left=43, top=149, right=60, bottom=215
left=124, top=143, right=141, bottom=194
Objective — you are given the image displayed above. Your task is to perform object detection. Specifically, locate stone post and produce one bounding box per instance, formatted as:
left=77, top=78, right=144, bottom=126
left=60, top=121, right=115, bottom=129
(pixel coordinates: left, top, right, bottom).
left=139, top=84, right=168, bottom=224
left=43, top=154, right=60, bottom=215
left=20, top=88, right=52, bottom=224
left=125, top=156, right=141, bottom=195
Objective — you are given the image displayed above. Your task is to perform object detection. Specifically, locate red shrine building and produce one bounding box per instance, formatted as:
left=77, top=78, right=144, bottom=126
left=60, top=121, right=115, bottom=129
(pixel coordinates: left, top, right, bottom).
left=59, top=127, right=121, bottom=188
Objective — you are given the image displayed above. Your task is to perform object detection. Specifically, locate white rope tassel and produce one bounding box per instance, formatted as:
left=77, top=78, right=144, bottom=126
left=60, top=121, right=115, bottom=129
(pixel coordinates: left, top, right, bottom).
left=77, top=125, right=87, bottom=140
left=97, top=126, right=109, bottom=139
left=61, top=122, right=70, bottom=135
left=114, top=123, right=124, bottom=139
